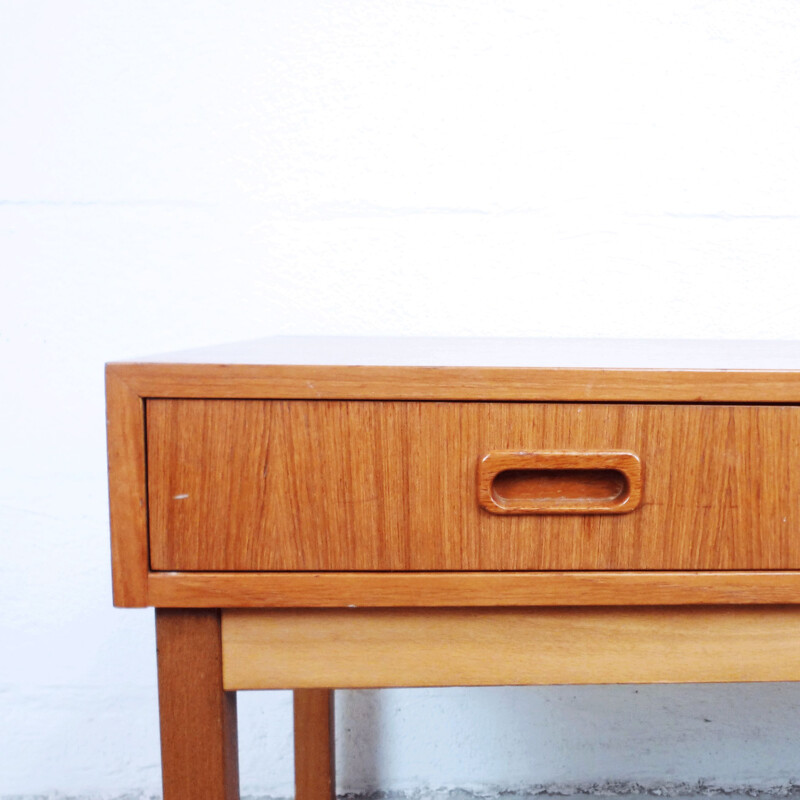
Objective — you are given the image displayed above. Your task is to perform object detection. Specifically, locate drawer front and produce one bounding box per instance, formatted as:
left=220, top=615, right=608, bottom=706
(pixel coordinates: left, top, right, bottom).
left=146, top=399, right=800, bottom=571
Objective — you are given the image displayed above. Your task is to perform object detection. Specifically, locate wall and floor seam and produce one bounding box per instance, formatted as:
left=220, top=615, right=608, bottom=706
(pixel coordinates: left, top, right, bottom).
left=8, top=788, right=800, bottom=800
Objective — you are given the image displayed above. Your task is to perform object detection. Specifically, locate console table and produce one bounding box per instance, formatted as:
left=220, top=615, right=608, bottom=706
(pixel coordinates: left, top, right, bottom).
left=106, top=337, right=800, bottom=800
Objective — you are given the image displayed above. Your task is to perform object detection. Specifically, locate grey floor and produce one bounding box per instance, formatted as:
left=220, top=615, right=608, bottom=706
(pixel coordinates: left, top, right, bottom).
left=5, top=794, right=800, bottom=800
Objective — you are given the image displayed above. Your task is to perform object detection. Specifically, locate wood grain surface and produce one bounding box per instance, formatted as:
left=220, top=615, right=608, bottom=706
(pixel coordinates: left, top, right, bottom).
left=106, top=367, right=149, bottom=607
left=146, top=570, right=800, bottom=607
left=294, top=690, right=336, bottom=800
left=156, top=610, right=239, bottom=800
left=116, top=361, right=800, bottom=402
left=147, top=399, right=800, bottom=571
left=222, top=606, right=800, bottom=689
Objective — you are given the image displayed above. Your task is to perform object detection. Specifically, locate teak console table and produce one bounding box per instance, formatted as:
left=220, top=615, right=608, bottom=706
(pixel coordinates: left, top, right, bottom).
left=106, top=337, right=800, bottom=800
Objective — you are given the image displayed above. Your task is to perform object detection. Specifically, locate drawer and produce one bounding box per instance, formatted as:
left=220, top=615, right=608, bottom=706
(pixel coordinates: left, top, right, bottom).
left=146, top=399, right=800, bottom=571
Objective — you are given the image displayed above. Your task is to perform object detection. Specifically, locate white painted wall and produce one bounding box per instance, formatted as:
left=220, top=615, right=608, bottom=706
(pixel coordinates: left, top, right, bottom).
left=2, top=1, right=800, bottom=796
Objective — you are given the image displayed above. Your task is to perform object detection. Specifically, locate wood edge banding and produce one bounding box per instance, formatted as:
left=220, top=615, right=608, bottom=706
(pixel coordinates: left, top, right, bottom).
left=147, top=571, right=800, bottom=608
left=106, top=365, right=149, bottom=607
left=108, top=363, right=800, bottom=403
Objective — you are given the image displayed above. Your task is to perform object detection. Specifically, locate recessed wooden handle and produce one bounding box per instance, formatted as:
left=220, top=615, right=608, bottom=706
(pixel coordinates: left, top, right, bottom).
left=478, top=450, right=642, bottom=515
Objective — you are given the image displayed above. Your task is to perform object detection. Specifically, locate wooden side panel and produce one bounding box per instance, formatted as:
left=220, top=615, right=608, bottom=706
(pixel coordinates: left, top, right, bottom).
left=156, top=610, right=239, bottom=800
left=147, top=400, right=800, bottom=572
left=294, top=690, right=336, bottom=800
left=106, top=366, right=149, bottom=607
left=222, top=607, right=800, bottom=689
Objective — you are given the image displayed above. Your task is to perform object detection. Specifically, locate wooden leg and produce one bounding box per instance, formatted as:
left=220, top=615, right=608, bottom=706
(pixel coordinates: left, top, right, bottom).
left=294, top=689, right=336, bottom=800
left=156, top=609, right=240, bottom=800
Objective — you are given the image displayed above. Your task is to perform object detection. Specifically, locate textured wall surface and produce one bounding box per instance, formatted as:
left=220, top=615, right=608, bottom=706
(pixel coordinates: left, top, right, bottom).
left=2, top=1, right=800, bottom=796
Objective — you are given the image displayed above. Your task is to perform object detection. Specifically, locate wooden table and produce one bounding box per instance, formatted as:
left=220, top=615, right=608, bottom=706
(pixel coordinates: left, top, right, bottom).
left=106, top=337, right=800, bottom=800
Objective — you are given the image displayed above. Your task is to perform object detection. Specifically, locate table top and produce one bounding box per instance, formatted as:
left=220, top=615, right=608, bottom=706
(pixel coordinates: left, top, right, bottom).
left=118, top=336, right=800, bottom=371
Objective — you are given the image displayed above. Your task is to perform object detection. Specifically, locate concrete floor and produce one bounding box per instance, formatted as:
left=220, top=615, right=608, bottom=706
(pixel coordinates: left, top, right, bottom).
left=4, top=793, right=799, bottom=800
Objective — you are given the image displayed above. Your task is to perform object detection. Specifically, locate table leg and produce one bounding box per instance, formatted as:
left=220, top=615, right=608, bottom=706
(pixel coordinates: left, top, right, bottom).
left=156, top=609, right=240, bottom=800
left=294, top=689, right=336, bottom=800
